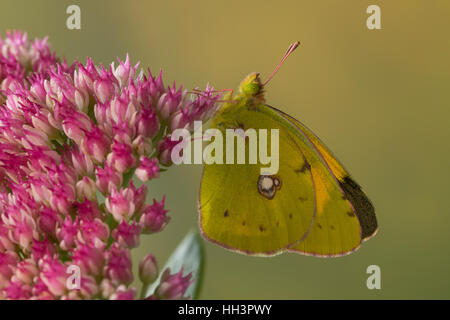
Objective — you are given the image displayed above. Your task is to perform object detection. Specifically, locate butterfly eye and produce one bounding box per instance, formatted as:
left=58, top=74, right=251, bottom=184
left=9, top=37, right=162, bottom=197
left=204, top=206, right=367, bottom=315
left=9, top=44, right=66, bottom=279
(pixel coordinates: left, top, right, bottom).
left=257, top=175, right=281, bottom=200
left=242, top=82, right=260, bottom=96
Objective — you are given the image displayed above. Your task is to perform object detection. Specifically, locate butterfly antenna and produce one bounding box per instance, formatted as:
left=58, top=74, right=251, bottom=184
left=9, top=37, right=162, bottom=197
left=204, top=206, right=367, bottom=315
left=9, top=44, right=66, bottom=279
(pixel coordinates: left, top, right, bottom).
left=262, top=41, right=300, bottom=87
left=187, top=133, right=214, bottom=143
left=191, top=88, right=234, bottom=94
left=188, top=89, right=237, bottom=104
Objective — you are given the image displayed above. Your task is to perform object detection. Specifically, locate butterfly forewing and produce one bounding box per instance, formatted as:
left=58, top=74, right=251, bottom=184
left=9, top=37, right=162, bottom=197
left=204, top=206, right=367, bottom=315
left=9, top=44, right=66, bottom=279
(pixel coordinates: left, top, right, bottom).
left=199, top=104, right=316, bottom=255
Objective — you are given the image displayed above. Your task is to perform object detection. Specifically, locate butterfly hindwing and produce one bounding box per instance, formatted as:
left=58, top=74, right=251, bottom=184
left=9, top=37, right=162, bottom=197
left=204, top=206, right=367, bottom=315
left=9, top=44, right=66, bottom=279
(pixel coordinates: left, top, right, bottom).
left=267, top=105, right=377, bottom=256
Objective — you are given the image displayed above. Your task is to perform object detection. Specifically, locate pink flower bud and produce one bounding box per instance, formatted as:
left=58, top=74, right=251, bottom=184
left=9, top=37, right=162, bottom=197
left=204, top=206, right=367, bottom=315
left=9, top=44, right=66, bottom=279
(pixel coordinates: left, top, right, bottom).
left=3, top=280, right=32, bottom=299
left=0, top=225, right=14, bottom=252
left=129, top=182, right=147, bottom=213
left=29, top=178, right=51, bottom=204
left=31, top=239, right=57, bottom=261
left=99, top=279, right=116, bottom=299
left=75, top=200, right=103, bottom=221
left=95, top=164, right=123, bottom=194
left=135, top=157, right=160, bottom=182
left=77, top=218, right=110, bottom=248
left=1, top=76, right=23, bottom=92
left=82, top=127, right=110, bottom=163
left=105, top=245, right=133, bottom=285
left=31, top=113, right=59, bottom=139
left=136, top=107, right=159, bottom=138
left=105, top=188, right=136, bottom=223
left=154, top=267, right=193, bottom=300
left=14, top=259, right=38, bottom=284
left=112, top=120, right=135, bottom=146
left=94, top=78, right=115, bottom=104
left=107, top=141, right=136, bottom=173
left=48, top=183, right=75, bottom=214
left=22, top=124, right=51, bottom=147
left=61, top=111, right=91, bottom=146
left=146, top=69, right=165, bottom=100
left=72, top=245, right=104, bottom=276
left=79, top=275, right=99, bottom=298
left=8, top=212, right=39, bottom=249
left=157, top=135, right=181, bottom=166
left=169, top=110, right=190, bottom=131
left=30, top=78, right=47, bottom=103
left=110, top=96, right=137, bottom=126
left=156, top=86, right=184, bottom=120
left=76, top=176, right=97, bottom=201
left=132, top=135, right=152, bottom=157
left=56, top=217, right=79, bottom=250
left=110, top=285, right=137, bottom=300
left=113, top=55, right=135, bottom=87
left=112, top=221, right=141, bottom=248
left=31, top=277, right=53, bottom=300
left=139, top=196, right=170, bottom=234
left=71, top=147, right=94, bottom=177
left=75, top=59, right=96, bottom=92
left=38, top=206, right=61, bottom=238
left=39, top=257, right=68, bottom=297
left=139, top=254, right=158, bottom=285
left=0, top=252, right=18, bottom=288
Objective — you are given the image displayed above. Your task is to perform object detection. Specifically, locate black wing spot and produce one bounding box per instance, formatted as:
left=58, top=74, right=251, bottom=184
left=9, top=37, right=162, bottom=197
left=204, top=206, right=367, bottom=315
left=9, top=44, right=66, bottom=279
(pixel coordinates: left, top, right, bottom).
left=295, top=161, right=311, bottom=174
left=235, top=121, right=246, bottom=130
left=298, top=196, right=307, bottom=202
left=242, top=221, right=246, bottom=226
left=259, top=225, right=266, bottom=232
left=317, top=223, right=322, bottom=229
left=288, top=213, right=293, bottom=220
left=346, top=211, right=355, bottom=217
left=224, top=210, right=229, bottom=217
left=330, top=225, right=335, bottom=230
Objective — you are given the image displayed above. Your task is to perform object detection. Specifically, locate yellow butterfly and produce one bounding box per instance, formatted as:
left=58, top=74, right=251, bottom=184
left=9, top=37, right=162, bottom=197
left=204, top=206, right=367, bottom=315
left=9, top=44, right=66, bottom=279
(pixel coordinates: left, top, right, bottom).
left=198, top=42, right=377, bottom=257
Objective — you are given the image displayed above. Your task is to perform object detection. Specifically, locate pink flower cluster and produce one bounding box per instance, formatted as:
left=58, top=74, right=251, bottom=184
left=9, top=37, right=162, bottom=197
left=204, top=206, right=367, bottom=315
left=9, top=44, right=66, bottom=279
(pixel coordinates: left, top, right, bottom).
left=0, top=31, right=219, bottom=299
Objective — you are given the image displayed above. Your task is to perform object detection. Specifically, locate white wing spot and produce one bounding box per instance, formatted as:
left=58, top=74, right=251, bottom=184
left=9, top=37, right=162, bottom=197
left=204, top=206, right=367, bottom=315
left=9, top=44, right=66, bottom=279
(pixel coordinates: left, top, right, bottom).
left=261, top=176, right=274, bottom=190
left=257, top=175, right=281, bottom=200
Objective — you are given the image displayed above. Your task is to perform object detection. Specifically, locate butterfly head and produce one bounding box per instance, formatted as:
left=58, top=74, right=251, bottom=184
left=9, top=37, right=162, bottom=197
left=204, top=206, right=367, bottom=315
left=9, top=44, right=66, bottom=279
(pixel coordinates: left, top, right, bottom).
left=237, top=72, right=266, bottom=104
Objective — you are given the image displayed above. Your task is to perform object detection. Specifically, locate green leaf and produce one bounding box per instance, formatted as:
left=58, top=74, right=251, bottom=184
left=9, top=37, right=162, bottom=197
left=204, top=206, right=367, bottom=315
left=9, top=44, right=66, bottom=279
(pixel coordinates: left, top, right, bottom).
left=145, top=230, right=205, bottom=299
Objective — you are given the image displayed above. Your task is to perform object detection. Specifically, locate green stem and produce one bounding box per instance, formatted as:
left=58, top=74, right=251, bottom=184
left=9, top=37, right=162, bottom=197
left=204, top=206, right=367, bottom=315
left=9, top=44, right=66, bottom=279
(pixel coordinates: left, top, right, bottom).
left=122, top=168, right=136, bottom=187
left=140, top=282, right=151, bottom=299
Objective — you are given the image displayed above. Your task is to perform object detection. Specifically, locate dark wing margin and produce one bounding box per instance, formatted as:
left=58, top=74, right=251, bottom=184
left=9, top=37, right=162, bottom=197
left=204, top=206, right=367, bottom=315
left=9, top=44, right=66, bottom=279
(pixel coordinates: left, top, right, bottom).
left=339, top=176, right=377, bottom=240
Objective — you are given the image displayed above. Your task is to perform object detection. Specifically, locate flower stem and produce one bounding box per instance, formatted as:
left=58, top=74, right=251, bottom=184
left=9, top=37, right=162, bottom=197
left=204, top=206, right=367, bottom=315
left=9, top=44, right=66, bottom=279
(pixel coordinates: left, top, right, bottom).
left=140, top=282, right=150, bottom=299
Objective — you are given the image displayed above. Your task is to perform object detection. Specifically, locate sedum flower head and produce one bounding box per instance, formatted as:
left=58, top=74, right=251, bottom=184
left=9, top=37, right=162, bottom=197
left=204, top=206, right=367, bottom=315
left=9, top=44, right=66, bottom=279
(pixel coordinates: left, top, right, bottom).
left=0, top=31, right=219, bottom=299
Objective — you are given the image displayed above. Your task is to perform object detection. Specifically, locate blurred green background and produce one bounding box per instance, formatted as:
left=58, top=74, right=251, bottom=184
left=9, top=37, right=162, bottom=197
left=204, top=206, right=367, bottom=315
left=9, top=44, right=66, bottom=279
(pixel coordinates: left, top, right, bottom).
left=1, top=0, right=449, bottom=299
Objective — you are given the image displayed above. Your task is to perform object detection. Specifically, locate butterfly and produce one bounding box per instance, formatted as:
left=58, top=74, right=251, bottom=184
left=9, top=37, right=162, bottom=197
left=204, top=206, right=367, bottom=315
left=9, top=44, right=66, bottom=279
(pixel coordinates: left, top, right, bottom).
left=198, top=42, right=377, bottom=257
